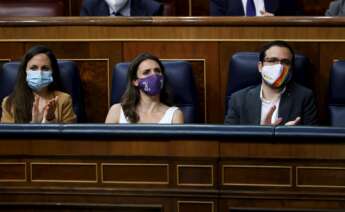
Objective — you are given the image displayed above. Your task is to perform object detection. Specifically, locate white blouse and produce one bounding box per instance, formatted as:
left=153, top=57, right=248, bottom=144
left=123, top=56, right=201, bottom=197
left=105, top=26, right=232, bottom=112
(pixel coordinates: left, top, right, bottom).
left=119, top=106, right=179, bottom=124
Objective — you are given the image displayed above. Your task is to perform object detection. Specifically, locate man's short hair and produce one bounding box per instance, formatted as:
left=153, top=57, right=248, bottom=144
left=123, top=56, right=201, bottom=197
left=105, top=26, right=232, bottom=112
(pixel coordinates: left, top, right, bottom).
left=259, top=40, right=295, bottom=69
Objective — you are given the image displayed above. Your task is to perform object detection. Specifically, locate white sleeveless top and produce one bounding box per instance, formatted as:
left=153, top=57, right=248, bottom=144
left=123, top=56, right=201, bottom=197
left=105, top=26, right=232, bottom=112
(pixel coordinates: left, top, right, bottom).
left=119, top=106, right=179, bottom=124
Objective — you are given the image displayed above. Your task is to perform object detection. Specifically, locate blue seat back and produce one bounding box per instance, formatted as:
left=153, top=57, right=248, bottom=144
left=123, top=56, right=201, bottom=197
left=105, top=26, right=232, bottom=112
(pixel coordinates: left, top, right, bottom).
left=0, top=61, right=86, bottom=122
left=111, top=61, right=198, bottom=123
left=328, top=60, right=345, bottom=127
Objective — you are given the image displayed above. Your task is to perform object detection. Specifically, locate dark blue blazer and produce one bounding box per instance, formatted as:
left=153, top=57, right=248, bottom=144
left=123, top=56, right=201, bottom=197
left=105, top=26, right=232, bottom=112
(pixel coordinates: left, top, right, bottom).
left=80, top=0, right=163, bottom=16
left=210, top=0, right=301, bottom=16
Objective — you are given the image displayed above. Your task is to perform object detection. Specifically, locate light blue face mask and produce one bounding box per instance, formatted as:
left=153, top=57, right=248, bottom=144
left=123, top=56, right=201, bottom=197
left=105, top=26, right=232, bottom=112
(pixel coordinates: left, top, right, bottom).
left=26, top=70, right=53, bottom=91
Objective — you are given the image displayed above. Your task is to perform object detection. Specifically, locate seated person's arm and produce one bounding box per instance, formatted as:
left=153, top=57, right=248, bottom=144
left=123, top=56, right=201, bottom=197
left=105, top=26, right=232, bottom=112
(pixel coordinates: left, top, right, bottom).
left=1, top=97, right=13, bottom=123
left=60, top=95, right=77, bottom=123
left=301, top=90, right=318, bottom=125
left=105, top=103, right=121, bottom=123
left=224, top=95, right=240, bottom=125
left=172, top=109, right=184, bottom=124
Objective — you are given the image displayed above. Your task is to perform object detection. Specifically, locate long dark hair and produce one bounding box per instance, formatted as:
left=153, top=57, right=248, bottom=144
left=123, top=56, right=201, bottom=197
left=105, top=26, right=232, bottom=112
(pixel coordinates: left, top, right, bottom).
left=5, top=45, right=62, bottom=123
left=121, top=52, right=171, bottom=123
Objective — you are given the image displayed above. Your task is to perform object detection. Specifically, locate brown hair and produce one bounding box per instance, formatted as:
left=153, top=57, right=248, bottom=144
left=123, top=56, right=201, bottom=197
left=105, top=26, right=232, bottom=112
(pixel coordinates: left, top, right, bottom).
left=5, top=45, right=62, bottom=123
left=121, top=52, right=171, bottom=123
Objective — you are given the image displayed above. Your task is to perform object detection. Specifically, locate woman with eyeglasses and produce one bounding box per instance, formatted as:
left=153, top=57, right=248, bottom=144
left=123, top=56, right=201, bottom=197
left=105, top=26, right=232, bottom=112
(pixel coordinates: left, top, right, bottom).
left=1, top=45, right=76, bottom=123
left=105, top=53, right=184, bottom=124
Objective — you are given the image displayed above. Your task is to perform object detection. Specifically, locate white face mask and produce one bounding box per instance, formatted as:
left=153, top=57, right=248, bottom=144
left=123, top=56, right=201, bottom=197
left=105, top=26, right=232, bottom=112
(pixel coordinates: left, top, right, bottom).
left=105, top=0, right=128, bottom=13
left=261, top=64, right=290, bottom=88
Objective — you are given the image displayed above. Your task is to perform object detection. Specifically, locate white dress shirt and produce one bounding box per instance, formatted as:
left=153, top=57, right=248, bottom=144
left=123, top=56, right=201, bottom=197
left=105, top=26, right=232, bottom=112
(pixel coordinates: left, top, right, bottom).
left=260, top=86, right=285, bottom=124
left=241, top=0, right=266, bottom=16
left=109, top=0, right=131, bottom=16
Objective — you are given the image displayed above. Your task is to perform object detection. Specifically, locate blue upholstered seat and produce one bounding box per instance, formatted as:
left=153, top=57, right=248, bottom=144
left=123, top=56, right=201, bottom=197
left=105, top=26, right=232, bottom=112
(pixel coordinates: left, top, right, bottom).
left=111, top=61, right=198, bottom=123
left=0, top=61, right=86, bottom=122
left=328, top=60, right=345, bottom=127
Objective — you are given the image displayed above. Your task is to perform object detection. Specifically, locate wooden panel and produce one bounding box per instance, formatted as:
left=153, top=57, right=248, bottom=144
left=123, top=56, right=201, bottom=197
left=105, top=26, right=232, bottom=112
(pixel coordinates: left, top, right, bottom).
left=31, top=162, right=97, bottom=183
left=177, top=164, right=214, bottom=187
left=0, top=163, right=26, bottom=182
left=25, top=42, right=90, bottom=59
left=191, top=0, right=209, bottom=16
left=178, top=201, right=214, bottom=212
left=0, top=43, right=24, bottom=59
left=222, top=199, right=345, bottom=212
left=229, top=209, right=340, bottom=212
left=297, top=166, right=345, bottom=188
left=170, top=140, right=219, bottom=157
left=70, top=0, right=83, bottom=16
left=190, top=60, right=206, bottom=122
left=102, top=163, right=169, bottom=184
left=220, top=140, right=345, bottom=159
left=64, top=0, right=73, bottom=16
left=222, top=165, right=292, bottom=187
left=0, top=139, right=218, bottom=157
left=2, top=17, right=345, bottom=40
left=174, top=0, right=189, bottom=16
left=1, top=127, right=345, bottom=210
left=76, top=59, right=109, bottom=122
left=0, top=204, right=162, bottom=212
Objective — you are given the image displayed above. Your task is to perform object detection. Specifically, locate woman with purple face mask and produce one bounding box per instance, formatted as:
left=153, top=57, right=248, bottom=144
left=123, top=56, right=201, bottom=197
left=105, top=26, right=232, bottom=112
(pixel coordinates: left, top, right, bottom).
left=105, top=53, right=184, bottom=124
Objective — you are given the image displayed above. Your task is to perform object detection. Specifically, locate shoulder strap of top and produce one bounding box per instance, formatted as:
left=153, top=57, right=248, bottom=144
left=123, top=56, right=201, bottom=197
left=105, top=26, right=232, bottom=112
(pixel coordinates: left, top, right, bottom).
left=119, top=105, right=129, bottom=124
left=159, top=106, right=178, bottom=124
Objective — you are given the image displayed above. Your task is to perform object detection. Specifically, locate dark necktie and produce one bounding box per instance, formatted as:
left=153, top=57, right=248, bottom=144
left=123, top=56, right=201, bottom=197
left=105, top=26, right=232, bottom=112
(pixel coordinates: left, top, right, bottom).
left=246, top=0, right=256, bottom=16
left=111, top=11, right=122, bottom=16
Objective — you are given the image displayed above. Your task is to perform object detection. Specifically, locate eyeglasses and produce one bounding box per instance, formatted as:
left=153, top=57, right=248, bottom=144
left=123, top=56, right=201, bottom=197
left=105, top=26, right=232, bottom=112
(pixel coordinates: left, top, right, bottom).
left=263, top=57, right=292, bottom=66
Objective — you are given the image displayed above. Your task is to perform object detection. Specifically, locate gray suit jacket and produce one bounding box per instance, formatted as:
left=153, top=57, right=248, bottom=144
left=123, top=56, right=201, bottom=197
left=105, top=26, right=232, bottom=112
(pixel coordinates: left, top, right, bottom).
left=224, top=82, right=318, bottom=125
left=325, top=0, right=345, bottom=16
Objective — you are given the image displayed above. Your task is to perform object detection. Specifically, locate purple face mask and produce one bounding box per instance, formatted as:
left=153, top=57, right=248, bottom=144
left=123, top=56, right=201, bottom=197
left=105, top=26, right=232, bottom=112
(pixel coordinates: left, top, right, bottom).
left=138, top=74, right=164, bottom=96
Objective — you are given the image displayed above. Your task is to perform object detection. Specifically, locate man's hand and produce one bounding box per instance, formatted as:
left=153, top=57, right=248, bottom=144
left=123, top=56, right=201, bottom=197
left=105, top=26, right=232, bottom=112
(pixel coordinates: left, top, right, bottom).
left=262, top=105, right=283, bottom=126
left=285, top=117, right=301, bottom=126
left=260, top=10, right=274, bottom=16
